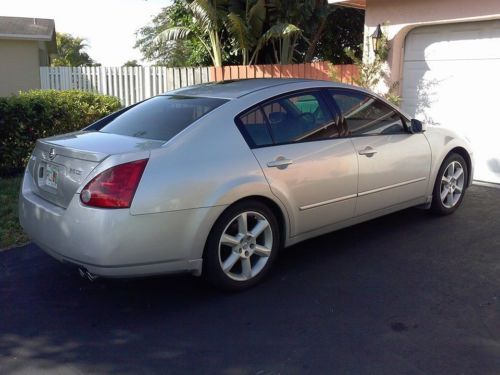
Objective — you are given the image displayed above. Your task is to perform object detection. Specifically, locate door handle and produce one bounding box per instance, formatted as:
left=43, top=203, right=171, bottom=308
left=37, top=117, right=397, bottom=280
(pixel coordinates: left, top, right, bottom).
left=358, top=146, right=377, bottom=157
left=267, top=157, right=293, bottom=169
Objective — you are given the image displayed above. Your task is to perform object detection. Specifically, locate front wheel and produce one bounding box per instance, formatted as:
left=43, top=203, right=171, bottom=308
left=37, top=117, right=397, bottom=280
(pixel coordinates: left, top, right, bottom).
left=203, top=200, right=280, bottom=291
left=431, top=153, right=468, bottom=215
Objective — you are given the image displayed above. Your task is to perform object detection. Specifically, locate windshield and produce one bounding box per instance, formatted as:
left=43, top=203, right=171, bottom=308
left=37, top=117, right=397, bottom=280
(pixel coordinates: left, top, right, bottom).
left=99, top=95, right=228, bottom=141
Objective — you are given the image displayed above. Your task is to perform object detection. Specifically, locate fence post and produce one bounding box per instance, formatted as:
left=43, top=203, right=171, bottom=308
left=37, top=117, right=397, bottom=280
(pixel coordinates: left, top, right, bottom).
left=99, top=67, right=107, bottom=95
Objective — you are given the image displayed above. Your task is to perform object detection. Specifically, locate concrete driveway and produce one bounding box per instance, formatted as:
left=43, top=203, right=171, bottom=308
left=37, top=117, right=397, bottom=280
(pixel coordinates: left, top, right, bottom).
left=1, top=185, right=499, bottom=374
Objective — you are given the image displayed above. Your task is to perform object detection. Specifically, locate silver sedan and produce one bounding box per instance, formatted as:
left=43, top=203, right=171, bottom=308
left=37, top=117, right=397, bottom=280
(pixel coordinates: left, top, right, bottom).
left=19, top=79, right=474, bottom=290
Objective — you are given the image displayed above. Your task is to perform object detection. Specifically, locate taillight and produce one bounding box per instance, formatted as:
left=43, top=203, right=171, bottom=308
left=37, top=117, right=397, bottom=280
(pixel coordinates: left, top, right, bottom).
left=80, top=159, right=148, bottom=208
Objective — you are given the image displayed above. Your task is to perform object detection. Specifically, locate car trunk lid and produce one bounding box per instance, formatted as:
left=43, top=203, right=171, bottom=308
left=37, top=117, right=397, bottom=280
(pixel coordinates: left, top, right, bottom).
left=27, top=131, right=164, bottom=208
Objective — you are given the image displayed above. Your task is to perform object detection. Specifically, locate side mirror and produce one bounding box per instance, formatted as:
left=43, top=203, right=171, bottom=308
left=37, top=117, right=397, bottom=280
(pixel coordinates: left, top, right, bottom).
left=410, top=119, right=425, bottom=133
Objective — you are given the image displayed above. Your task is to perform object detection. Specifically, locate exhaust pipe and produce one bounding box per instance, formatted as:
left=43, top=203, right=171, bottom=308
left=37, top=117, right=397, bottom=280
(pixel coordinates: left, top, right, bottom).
left=79, top=268, right=99, bottom=282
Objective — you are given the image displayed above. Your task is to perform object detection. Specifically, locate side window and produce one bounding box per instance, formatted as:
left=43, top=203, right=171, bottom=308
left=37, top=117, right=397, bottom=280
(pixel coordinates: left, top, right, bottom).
left=261, top=92, right=338, bottom=144
left=329, top=90, right=406, bottom=136
left=237, top=107, right=274, bottom=147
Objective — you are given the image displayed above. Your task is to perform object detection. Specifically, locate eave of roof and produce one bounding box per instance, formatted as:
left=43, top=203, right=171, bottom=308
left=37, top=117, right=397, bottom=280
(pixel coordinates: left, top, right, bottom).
left=0, top=16, right=57, bottom=53
left=327, top=0, right=366, bottom=9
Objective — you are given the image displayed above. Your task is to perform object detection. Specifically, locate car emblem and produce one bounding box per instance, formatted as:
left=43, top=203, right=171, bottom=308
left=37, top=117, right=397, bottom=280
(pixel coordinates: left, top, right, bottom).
left=49, top=148, right=56, bottom=160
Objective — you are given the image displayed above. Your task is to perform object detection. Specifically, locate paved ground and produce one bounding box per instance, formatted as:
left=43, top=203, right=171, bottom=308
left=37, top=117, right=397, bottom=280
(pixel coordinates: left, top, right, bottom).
left=1, top=186, right=499, bottom=375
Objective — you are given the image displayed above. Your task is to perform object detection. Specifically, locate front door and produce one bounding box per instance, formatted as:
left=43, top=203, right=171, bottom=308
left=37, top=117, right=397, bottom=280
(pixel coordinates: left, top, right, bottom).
left=328, top=89, right=431, bottom=216
left=236, top=90, right=358, bottom=236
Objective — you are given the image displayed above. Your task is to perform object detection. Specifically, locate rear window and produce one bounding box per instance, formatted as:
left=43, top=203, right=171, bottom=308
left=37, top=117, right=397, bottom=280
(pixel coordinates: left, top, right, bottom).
left=99, top=95, right=227, bottom=141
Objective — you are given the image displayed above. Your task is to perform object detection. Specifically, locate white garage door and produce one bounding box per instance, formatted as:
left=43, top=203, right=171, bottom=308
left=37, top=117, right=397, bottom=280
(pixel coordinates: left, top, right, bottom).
left=402, top=20, right=500, bottom=184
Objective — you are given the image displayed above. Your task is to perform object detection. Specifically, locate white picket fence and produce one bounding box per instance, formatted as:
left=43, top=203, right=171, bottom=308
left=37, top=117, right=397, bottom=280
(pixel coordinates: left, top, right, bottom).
left=40, top=66, right=211, bottom=106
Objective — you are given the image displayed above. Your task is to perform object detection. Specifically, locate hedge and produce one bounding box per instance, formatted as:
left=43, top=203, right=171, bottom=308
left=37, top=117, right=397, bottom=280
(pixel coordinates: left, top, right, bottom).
left=0, top=90, right=121, bottom=176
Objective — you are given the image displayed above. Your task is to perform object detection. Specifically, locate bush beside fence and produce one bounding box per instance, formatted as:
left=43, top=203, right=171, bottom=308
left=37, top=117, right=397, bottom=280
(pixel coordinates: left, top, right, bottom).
left=0, top=90, right=121, bottom=176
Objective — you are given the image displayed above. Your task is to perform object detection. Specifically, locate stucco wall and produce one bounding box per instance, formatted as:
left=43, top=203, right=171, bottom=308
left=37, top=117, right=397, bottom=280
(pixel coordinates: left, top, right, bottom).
left=0, top=40, right=41, bottom=97
left=364, top=0, right=500, bottom=89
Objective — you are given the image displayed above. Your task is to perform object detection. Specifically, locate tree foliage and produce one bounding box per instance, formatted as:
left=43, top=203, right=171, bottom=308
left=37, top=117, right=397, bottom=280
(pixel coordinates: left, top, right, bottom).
left=51, top=33, right=99, bottom=67
left=135, top=1, right=213, bottom=67
left=135, top=0, right=364, bottom=66
left=314, top=7, right=364, bottom=64
left=123, top=60, right=141, bottom=67
left=337, top=26, right=401, bottom=105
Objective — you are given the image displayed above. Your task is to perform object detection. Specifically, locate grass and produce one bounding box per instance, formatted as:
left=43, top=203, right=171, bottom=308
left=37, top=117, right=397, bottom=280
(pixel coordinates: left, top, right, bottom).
left=0, top=175, right=29, bottom=249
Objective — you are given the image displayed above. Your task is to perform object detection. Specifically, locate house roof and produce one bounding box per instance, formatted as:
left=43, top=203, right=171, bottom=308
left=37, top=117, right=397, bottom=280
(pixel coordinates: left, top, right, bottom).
left=328, top=0, right=366, bottom=9
left=0, top=16, right=57, bottom=52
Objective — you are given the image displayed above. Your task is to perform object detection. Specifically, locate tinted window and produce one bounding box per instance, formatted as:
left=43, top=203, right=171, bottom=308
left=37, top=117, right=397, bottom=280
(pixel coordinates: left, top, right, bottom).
left=99, top=95, right=227, bottom=141
left=261, top=92, right=337, bottom=144
left=238, top=107, right=273, bottom=147
left=329, top=90, right=406, bottom=136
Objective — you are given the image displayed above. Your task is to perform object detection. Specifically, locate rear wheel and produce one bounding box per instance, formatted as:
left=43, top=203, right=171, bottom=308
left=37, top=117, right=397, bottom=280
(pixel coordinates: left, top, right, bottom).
left=431, top=153, right=468, bottom=215
left=203, top=200, right=279, bottom=291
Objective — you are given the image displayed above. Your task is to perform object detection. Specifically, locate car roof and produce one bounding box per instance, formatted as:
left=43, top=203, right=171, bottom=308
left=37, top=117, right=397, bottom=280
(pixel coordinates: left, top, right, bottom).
left=167, top=78, right=353, bottom=99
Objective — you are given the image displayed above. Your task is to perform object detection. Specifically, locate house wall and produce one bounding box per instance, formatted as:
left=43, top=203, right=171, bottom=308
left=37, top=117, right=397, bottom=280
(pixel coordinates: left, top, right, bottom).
left=0, top=39, right=41, bottom=96
left=364, top=0, right=500, bottom=90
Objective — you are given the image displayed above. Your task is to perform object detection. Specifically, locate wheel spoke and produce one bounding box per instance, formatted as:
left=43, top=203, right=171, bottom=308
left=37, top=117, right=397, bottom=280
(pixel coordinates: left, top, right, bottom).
left=254, top=244, right=271, bottom=257
left=454, top=168, right=463, bottom=179
left=448, top=162, right=455, bottom=177
left=249, top=219, right=269, bottom=238
left=455, top=185, right=462, bottom=193
left=440, top=186, right=450, bottom=201
left=442, top=176, right=450, bottom=183
left=222, top=252, right=240, bottom=272
left=241, top=258, right=252, bottom=278
left=237, top=213, right=248, bottom=235
left=221, top=234, right=240, bottom=247
left=447, top=190, right=454, bottom=205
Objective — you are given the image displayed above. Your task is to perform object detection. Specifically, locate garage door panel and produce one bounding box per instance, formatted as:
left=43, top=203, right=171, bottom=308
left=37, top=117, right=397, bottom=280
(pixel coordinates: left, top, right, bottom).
left=405, top=21, right=500, bottom=61
left=403, top=20, right=500, bottom=183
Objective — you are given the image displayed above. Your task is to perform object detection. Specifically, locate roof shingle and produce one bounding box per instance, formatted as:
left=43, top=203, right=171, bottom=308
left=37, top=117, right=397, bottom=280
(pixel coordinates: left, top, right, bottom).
left=0, top=16, right=55, bottom=40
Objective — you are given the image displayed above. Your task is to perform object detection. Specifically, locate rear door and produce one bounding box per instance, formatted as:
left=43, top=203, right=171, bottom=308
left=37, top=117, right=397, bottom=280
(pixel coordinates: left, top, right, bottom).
left=237, top=90, right=358, bottom=236
left=327, top=89, right=431, bottom=216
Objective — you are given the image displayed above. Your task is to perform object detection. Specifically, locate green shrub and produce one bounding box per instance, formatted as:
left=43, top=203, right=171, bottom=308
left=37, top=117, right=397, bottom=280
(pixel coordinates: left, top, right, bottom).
left=0, top=90, right=121, bottom=176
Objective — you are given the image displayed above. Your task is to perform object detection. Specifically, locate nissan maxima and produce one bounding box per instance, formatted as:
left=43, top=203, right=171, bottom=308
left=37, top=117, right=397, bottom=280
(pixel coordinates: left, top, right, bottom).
left=19, top=79, right=474, bottom=290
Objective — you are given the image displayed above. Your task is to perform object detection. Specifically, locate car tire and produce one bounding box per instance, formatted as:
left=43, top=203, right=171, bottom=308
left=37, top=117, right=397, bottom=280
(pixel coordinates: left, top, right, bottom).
left=202, top=200, right=280, bottom=291
left=431, top=153, right=468, bottom=215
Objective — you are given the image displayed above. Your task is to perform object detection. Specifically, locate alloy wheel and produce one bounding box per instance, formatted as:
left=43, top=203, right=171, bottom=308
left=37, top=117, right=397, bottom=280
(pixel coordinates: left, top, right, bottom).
left=440, top=161, right=465, bottom=208
left=218, top=211, right=273, bottom=281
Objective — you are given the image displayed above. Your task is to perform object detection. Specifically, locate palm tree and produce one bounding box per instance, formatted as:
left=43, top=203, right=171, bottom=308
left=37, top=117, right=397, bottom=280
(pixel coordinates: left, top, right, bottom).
left=248, top=0, right=310, bottom=65
left=157, top=0, right=225, bottom=67
left=226, top=0, right=266, bottom=65
left=250, top=23, right=306, bottom=64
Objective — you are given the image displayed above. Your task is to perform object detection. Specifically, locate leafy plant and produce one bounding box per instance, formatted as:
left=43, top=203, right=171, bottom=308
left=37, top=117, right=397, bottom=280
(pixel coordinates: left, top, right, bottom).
left=52, top=33, right=99, bottom=67
left=226, top=0, right=266, bottom=65
left=332, top=25, right=402, bottom=106
left=137, top=3, right=200, bottom=67
left=314, top=7, right=364, bottom=64
left=123, top=60, right=142, bottom=67
left=0, top=90, right=121, bottom=176
left=156, top=0, right=226, bottom=67
left=135, top=0, right=364, bottom=66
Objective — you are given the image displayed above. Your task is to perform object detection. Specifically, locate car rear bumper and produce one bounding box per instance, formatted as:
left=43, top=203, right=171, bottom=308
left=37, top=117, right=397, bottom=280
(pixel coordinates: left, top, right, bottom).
left=19, top=172, right=226, bottom=277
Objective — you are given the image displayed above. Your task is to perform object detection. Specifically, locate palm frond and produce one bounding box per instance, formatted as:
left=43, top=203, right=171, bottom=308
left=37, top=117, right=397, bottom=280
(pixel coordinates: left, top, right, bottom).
left=227, top=12, right=253, bottom=49
left=156, top=27, right=192, bottom=43
left=261, top=23, right=303, bottom=43
left=190, top=0, right=219, bottom=30
left=248, top=0, right=266, bottom=38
